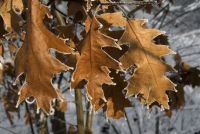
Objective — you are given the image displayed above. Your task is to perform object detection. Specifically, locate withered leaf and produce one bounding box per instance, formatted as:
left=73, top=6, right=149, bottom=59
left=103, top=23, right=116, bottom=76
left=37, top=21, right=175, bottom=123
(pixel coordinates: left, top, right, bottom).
left=102, top=70, right=131, bottom=119
left=119, top=19, right=176, bottom=109
left=15, top=0, right=73, bottom=114
left=71, top=16, right=122, bottom=110
left=0, top=0, right=23, bottom=32
left=12, top=0, right=23, bottom=14
left=97, top=12, right=126, bottom=39
left=97, top=12, right=126, bottom=27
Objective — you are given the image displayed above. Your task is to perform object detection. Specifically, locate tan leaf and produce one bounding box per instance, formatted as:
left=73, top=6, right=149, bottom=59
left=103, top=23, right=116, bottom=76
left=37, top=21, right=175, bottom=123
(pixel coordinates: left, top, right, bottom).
left=97, top=12, right=126, bottom=27
left=102, top=70, right=131, bottom=119
left=119, top=19, right=176, bottom=109
left=97, top=12, right=126, bottom=40
left=85, top=16, right=92, bottom=34
left=15, top=0, right=73, bottom=114
left=0, top=0, right=23, bottom=32
left=0, top=0, right=12, bottom=31
left=12, top=0, right=23, bottom=14
left=71, top=16, right=122, bottom=110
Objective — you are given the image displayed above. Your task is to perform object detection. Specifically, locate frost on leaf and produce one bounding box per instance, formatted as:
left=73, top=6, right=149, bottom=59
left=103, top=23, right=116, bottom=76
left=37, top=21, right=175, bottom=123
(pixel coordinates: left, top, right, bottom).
left=15, top=0, right=73, bottom=114
left=71, top=16, right=122, bottom=110
left=102, top=70, right=131, bottom=119
left=119, top=19, right=176, bottom=109
left=97, top=12, right=126, bottom=39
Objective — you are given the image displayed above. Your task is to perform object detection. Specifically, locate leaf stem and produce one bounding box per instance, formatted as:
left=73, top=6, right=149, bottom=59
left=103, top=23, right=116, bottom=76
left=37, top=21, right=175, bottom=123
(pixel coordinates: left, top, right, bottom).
left=85, top=102, right=93, bottom=134
left=25, top=103, right=35, bottom=134
left=75, top=88, right=85, bottom=134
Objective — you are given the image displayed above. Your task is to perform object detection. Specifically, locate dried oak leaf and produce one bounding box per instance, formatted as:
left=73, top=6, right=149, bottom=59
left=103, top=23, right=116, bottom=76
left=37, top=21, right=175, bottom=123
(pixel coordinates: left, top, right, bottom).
left=97, top=12, right=126, bottom=27
left=71, top=16, right=122, bottom=110
left=102, top=70, right=131, bottom=119
left=119, top=19, right=176, bottom=109
left=97, top=12, right=126, bottom=39
left=15, top=0, right=73, bottom=114
left=12, top=0, right=23, bottom=14
left=97, top=12, right=128, bottom=60
left=0, top=0, right=23, bottom=32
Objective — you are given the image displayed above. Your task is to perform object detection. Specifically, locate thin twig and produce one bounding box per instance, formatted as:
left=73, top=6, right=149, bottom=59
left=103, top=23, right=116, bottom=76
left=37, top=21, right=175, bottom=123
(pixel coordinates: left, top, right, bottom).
left=85, top=101, right=93, bottom=134
left=75, top=88, right=85, bottom=134
left=100, top=1, right=155, bottom=5
left=25, top=103, right=35, bottom=134
left=108, top=120, right=120, bottom=134
left=124, top=111, right=134, bottom=134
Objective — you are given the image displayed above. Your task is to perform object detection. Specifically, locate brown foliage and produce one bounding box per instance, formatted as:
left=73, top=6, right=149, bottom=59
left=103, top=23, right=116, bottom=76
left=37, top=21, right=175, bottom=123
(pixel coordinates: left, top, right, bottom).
left=119, top=19, right=176, bottom=109
left=71, top=16, right=122, bottom=110
left=102, top=70, right=131, bottom=119
left=15, top=0, right=73, bottom=114
left=0, top=0, right=181, bottom=120
left=0, top=0, right=23, bottom=32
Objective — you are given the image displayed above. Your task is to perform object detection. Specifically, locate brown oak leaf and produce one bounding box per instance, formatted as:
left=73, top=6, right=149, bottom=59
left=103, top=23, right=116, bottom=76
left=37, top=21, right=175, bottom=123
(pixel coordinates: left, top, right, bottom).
left=102, top=70, right=131, bottom=119
left=119, top=19, right=176, bottom=109
left=15, top=0, right=73, bottom=114
left=71, top=16, right=122, bottom=110
left=97, top=12, right=126, bottom=39
left=97, top=12, right=126, bottom=27
left=0, top=0, right=23, bottom=32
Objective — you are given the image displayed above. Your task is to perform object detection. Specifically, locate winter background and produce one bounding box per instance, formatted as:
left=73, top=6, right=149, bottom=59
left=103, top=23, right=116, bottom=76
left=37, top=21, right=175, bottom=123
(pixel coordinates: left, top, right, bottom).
left=0, top=0, right=200, bottom=134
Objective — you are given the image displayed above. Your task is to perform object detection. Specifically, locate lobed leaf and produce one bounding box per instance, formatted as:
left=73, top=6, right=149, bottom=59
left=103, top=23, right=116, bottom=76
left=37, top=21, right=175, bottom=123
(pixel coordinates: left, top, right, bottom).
left=15, top=0, right=73, bottom=114
left=119, top=19, right=176, bottom=109
left=71, top=16, right=122, bottom=110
